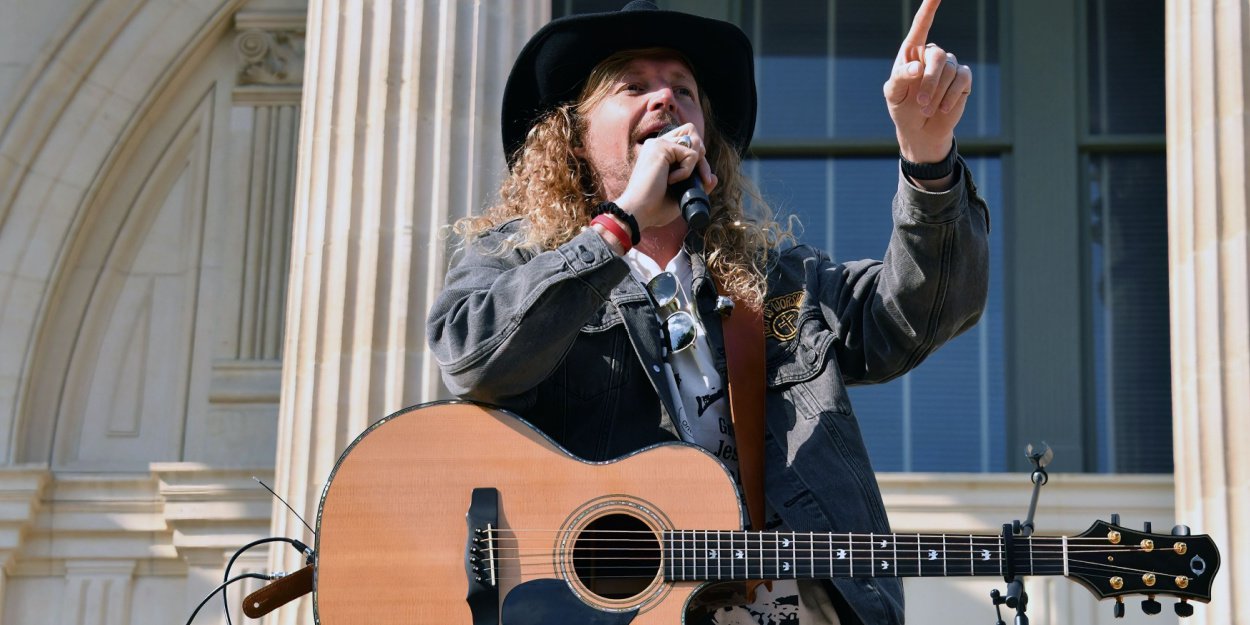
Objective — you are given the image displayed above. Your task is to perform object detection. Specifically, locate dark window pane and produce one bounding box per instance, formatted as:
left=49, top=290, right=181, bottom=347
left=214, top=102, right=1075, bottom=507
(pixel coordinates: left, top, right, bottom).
left=1088, top=154, right=1172, bottom=472
left=751, top=156, right=1005, bottom=472
left=1087, top=0, right=1165, bottom=135
left=829, top=0, right=900, bottom=138
left=741, top=1, right=833, bottom=138
left=910, top=157, right=1005, bottom=473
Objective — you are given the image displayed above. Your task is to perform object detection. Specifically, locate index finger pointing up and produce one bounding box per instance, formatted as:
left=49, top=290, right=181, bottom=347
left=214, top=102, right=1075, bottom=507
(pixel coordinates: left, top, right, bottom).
left=897, top=0, right=943, bottom=62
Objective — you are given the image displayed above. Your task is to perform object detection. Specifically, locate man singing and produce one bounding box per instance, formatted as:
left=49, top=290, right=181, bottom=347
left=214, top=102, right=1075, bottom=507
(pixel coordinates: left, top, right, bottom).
left=428, top=1, right=988, bottom=623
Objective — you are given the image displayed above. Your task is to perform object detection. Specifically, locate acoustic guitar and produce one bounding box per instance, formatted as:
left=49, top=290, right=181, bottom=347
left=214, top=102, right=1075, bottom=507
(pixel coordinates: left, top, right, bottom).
left=313, top=402, right=1220, bottom=624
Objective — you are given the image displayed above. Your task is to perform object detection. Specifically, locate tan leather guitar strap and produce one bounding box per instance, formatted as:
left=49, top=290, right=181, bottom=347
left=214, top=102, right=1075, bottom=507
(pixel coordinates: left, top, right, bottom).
left=720, top=300, right=766, bottom=532
left=242, top=564, right=313, bottom=619
left=719, top=297, right=771, bottom=603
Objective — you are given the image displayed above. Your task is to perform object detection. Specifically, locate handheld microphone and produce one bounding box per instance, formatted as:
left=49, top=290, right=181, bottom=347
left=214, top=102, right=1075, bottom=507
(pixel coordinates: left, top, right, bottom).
left=661, top=124, right=711, bottom=232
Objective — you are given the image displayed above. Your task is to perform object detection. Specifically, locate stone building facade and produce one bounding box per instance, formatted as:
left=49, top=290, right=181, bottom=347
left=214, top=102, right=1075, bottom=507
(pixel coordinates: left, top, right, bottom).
left=0, top=1, right=1240, bottom=624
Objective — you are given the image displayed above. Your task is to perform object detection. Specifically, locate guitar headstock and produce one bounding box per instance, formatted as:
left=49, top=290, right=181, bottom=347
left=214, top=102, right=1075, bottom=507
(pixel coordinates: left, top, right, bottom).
left=1067, top=519, right=1220, bottom=612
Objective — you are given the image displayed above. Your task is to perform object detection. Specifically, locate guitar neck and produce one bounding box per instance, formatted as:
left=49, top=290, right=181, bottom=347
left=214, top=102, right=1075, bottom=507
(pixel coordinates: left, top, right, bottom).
left=662, top=530, right=1069, bottom=582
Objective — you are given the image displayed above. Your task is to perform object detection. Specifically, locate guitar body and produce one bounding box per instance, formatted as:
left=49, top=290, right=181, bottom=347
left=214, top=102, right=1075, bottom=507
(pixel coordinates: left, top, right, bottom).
left=315, top=401, right=744, bottom=624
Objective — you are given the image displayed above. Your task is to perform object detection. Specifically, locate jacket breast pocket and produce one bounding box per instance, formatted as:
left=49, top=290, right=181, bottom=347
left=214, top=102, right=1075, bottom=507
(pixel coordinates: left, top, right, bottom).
left=766, top=315, right=853, bottom=416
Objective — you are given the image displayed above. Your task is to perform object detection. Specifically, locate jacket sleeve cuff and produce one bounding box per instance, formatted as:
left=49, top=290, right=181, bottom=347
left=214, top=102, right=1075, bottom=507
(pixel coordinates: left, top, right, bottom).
left=556, top=228, right=629, bottom=296
left=894, top=155, right=974, bottom=225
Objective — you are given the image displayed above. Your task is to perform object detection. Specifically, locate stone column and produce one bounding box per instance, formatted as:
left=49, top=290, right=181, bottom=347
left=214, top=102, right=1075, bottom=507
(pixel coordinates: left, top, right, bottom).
left=1166, top=0, right=1249, bottom=622
left=267, top=1, right=547, bottom=622
left=63, top=560, right=137, bottom=625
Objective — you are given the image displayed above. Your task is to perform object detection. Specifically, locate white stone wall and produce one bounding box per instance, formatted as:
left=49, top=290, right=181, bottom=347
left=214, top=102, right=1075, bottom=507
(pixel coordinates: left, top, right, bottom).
left=0, top=0, right=304, bottom=623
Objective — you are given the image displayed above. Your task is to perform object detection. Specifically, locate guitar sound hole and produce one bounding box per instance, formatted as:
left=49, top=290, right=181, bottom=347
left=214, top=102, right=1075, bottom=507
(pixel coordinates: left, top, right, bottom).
left=572, top=513, right=661, bottom=600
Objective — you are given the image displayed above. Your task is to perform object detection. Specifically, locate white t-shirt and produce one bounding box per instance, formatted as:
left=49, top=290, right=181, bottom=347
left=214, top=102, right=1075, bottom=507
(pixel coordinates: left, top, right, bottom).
left=623, top=249, right=841, bottom=625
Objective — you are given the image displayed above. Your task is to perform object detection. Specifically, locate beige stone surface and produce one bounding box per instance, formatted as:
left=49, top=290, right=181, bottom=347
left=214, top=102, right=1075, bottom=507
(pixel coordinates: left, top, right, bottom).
left=1167, top=0, right=1250, bottom=623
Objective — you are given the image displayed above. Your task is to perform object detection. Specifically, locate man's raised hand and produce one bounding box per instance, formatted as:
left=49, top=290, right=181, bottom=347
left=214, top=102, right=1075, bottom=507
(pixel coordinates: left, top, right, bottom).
left=883, top=0, right=973, bottom=165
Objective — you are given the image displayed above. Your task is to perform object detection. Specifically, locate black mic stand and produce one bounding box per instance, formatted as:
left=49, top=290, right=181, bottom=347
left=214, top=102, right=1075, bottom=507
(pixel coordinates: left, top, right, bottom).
left=990, top=442, right=1053, bottom=625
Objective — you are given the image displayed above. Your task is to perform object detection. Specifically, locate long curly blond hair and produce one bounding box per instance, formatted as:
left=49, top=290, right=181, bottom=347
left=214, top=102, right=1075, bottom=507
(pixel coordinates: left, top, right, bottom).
left=454, top=49, right=792, bottom=309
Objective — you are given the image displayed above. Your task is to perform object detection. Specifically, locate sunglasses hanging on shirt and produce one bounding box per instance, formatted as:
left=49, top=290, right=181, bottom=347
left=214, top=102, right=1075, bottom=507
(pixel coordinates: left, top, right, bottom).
left=645, top=272, right=698, bottom=355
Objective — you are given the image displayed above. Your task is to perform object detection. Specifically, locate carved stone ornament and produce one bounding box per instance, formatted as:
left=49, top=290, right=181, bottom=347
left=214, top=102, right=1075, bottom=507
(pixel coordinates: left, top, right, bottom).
left=236, top=28, right=305, bottom=86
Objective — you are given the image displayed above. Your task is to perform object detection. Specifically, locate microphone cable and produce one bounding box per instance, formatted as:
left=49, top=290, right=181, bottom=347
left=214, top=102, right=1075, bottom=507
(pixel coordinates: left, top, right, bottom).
left=184, top=572, right=276, bottom=625
left=222, top=536, right=313, bottom=625
left=179, top=536, right=312, bottom=625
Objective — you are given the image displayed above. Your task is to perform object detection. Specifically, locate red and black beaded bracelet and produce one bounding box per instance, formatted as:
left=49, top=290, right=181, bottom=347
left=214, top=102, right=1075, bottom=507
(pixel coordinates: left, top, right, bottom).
left=591, top=201, right=641, bottom=246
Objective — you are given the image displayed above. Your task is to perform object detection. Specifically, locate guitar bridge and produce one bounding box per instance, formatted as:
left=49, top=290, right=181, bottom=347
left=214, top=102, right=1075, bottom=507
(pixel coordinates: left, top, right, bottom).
left=465, top=487, right=499, bottom=625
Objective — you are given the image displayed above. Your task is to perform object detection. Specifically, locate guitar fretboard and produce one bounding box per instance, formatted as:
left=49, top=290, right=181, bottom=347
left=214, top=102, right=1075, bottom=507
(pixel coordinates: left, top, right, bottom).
left=661, top=531, right=1068, bottom=581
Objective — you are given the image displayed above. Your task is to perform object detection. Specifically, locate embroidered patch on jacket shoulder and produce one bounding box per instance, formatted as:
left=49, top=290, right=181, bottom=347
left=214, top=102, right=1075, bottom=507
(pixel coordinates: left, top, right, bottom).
left=763, top=291, right=805, bottom=341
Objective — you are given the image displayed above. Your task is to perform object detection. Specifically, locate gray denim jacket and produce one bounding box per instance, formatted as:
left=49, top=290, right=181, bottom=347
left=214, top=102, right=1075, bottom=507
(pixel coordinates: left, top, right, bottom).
left=427, top=159, right=990, bottom=625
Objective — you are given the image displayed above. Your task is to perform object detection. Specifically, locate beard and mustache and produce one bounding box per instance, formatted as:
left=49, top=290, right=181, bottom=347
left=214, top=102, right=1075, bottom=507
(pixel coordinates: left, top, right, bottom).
left=594, top=112, right=682, bottom=199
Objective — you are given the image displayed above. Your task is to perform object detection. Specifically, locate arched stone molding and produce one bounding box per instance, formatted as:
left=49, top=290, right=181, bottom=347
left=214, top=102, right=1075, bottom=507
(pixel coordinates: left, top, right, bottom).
left=2, top=2, right=311, bottom=472
left=0, top=0, right=248, bottom=465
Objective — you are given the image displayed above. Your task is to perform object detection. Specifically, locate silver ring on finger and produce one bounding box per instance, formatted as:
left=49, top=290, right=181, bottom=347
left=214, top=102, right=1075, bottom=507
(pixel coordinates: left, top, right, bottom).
left=674, top=135, right=692, bottom=149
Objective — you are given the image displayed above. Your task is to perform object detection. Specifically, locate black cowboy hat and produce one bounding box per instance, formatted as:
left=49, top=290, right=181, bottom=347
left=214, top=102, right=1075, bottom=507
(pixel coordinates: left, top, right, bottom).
left=501, top=0, right=756, bottom=167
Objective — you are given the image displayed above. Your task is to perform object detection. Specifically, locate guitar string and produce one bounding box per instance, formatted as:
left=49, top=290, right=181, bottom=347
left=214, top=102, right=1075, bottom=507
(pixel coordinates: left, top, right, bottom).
left=472, top=531, right=1197, bottom=580
left=483, top=540, right=1172, bottom=555
left=474, top=546, right=1192, bottom=578
left=475, top=550, right=1160, bottom=560
left=468, top=561, right=1195, bottom=583
left=485, top=528, right=1162, bottom=540
left=483, top=541, right=1187, bottom=563
left=485, top=537, right=1160, bottom=552
left=479, top=554, right=1187, bottom=576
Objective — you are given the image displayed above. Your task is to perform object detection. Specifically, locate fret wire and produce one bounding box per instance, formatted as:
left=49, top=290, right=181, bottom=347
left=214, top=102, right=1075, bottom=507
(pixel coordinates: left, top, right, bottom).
left=691, top=530, right=696, bottom=581
left=826, top=532, right=832, bottom=578
left=1062, top=536, right=1069, bottom=577
left=792, top=531, right=798, bottom=579
left=810, top=531, right=815, bottom=580
left=916, top=532, right=923, bottom=577
left=774, top=532, right=780, bottom=579
left=701, top=529, right=706, bottom=581
left=683, top=530, right=688, bottom=581
left=740, top=530, right=746, bottom=580
left=675, top=532, right=685, bottom=580
left=998, top=535, right=1003, bottom=577
left=758, top=531, right=763, bottom=579
left=829, top=533, right=835, bottom=578
left=676, top=530, right=681, bottom=581
left=869, top=532, right=875, bottom=578
left=1029, top=535, right=1035, bottom=575
left=890, top=535, right=900, bottom=577
left=850, top=533, right=855, bottom=577
left=735, top=531, right=742, bottom=580
left=995, top=535, right=1005, bottom=577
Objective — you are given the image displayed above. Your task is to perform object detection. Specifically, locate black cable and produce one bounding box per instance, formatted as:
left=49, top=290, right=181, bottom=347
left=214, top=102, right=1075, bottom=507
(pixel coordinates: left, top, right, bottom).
left=186, top=573, right=272, bottom=625
left=222, top=537, right=311, bottom=625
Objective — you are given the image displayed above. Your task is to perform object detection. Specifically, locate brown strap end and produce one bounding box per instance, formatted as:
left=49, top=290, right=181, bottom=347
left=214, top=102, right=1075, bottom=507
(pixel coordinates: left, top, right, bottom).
left=241, top=564, right=313, bottom=619
left=745, top=579, right=774, bottom=603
